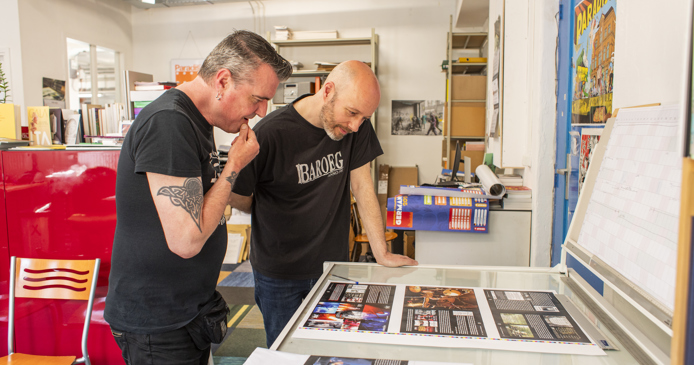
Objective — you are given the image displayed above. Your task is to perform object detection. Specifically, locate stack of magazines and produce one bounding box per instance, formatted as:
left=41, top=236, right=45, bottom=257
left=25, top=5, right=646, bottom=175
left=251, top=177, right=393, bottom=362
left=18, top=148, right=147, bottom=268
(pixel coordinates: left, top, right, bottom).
left=502, top=186, right=532, bottom=210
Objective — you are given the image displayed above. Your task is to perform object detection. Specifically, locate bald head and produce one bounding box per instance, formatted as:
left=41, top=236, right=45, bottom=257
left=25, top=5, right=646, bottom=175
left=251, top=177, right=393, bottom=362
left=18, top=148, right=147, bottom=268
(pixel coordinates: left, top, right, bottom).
left=294, top=60, right=381, bottom=141
left=324, top=60, right=381, bottom=106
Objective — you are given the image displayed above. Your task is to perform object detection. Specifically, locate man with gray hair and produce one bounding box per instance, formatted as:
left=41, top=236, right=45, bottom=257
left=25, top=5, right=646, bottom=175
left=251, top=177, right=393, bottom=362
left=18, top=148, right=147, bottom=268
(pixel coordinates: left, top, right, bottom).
left=105, top=30, right=292, bottom=364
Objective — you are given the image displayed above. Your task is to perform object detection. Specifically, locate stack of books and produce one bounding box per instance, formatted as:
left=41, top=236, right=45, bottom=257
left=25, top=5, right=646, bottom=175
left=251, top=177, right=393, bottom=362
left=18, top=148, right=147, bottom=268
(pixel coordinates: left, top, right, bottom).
left=497, top=173, right=523, bottom=187
left=502, top=186, right=532, bottom=210
left=134, top=81, right=177, bottom=91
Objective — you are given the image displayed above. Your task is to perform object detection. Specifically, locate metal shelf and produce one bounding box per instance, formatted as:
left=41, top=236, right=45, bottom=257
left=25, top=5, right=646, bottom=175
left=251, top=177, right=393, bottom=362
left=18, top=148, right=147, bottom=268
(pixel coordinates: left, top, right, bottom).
left=443, top=16, right=489, bottom=169
left=451, top=62, right=487, bottom=74
left=286, top=70, right=332, bottom=77
left=449, top=136, right=485, bottom=139
left=271, top=37, right=373, bottom=47
left=451, top=32, right=488, bottom=50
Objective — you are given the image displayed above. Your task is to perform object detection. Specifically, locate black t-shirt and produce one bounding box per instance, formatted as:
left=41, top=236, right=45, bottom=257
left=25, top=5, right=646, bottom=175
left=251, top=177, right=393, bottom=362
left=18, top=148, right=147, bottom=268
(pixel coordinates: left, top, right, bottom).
left=232, top=94, right=383, bottom=280
left=105, top=89, right=227, bottom=334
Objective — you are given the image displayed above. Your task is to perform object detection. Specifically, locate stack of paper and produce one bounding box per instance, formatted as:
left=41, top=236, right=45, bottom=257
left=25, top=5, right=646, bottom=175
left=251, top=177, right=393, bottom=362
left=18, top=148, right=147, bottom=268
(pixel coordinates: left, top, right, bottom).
left=497, top=173, right=523, bottom=186
left=314, top=61, right=339, bottom=71
left=274, top=25, right=291, bottom=40
left=134, top=81, right=177, bottom=91
left=503, top=186, right=532, bottom=210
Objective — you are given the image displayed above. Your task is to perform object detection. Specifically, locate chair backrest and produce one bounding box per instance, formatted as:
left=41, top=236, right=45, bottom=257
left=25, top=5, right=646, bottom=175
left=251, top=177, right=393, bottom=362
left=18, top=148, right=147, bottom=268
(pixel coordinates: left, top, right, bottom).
left=8, top=256, right=100, bottom=364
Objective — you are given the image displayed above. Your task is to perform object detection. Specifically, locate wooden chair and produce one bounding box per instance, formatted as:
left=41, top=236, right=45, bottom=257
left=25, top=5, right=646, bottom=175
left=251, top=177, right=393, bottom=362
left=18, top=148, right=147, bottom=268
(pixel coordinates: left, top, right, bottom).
left=350, top=196, right=398, bottom=262
left=1, top=256, right=100, bottom=365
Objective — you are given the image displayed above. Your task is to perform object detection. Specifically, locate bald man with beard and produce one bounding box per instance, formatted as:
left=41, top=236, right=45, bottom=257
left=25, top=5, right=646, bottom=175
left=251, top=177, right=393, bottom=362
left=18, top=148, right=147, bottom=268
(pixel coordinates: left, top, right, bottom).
left=229, top=60, right=418, bottom=346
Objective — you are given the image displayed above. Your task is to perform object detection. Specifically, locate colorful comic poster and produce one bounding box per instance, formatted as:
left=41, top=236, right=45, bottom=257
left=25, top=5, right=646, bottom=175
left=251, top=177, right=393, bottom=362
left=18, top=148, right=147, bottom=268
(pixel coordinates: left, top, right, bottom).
left=578, top=127, right=603, bottom=194
left=571, top=0, right=616, bottom=124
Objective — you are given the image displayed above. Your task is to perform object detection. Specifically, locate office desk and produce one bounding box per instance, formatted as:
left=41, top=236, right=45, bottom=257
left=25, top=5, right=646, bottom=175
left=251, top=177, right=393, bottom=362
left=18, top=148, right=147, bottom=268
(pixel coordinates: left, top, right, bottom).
left=416, top=209, right=532, bottom=266
left=272, top=262, right=645, bottom=364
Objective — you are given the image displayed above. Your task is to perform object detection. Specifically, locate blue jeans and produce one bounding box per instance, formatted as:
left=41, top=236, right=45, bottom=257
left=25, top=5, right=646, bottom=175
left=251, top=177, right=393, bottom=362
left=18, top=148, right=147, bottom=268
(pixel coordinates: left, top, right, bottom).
left=110, top=326, right=210, bottom=365
left=253, top=269, right=319, bottom=347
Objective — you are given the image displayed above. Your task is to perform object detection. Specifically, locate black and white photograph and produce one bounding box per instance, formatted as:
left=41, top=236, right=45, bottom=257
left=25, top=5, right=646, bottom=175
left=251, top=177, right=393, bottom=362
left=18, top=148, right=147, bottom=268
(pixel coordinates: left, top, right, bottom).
left=391, top=100, right=444, bottom=136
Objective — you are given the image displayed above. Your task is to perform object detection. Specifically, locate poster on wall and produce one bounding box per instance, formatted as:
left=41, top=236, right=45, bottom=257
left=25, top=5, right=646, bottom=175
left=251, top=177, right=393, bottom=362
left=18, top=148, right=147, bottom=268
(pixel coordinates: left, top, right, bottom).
left=571, top=0, right=616, bottom=125
left=489, top=15, right=502, bottom=137
left=171, top=59, right=204, bottom=85
left=391, top=100, right=443, bottom=136
left=42, top=77, right=66, bottom=109
left=578, top=127, right=603, bottom=195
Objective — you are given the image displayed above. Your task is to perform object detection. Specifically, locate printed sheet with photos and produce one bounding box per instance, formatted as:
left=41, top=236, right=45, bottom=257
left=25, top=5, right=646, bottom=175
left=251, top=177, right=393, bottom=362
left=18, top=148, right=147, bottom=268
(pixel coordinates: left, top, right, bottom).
left=244, top=348, right=473, bottom=365
left=293, top=282, right=605, bottom=356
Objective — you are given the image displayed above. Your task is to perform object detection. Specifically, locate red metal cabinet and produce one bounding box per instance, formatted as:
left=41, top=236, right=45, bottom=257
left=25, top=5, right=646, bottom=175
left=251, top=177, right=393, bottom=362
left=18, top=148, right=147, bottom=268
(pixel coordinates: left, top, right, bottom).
left=0, top=150, right=123, bottom=364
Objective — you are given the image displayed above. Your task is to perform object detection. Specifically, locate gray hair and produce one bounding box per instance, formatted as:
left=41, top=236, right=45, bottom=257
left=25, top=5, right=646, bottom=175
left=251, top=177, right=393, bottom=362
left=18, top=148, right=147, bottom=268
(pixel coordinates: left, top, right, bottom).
left=199, top=30, right=292, bottom=86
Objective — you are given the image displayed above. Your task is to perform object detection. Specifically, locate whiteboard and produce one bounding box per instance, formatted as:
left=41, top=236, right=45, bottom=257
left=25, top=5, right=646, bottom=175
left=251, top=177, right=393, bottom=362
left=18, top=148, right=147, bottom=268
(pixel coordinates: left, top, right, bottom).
left=576, top=105, right=681, bottom=311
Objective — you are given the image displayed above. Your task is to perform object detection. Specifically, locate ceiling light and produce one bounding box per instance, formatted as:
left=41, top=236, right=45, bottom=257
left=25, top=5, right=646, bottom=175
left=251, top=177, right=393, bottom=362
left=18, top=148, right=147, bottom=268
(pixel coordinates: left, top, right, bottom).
left=142, top=0, right=156, bottom=4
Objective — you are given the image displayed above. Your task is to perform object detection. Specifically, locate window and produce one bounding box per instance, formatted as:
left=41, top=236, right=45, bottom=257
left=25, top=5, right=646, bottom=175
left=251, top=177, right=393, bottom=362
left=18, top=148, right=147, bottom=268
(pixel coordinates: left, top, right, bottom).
left=66, top=38, right=121, bottom=110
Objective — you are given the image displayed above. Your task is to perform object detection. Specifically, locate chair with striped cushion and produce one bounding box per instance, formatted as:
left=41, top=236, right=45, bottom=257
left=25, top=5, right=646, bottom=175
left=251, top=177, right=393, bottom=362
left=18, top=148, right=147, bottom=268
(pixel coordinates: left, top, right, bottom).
left=1, top=256, right=100, bottom=365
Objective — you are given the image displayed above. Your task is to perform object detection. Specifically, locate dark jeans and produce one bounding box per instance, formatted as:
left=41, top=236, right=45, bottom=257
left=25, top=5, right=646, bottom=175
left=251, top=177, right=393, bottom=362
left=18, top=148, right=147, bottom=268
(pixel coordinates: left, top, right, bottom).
left=110, top=326, right=210, bottom=365
left=253, top=268, right=319, bottom=347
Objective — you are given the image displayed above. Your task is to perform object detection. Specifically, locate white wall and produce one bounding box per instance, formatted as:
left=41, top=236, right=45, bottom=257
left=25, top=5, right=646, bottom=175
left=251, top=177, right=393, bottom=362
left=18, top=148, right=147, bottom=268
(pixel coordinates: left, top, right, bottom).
left=0, top=0, right=25, bottom=111
left=130, top=0, right=457, bottom=184
left=524, top=0, right=559, bottom=267
left=17, top=0, right=133, bottom=118
left=486, top=0, right=557, bottom=267
left=612, top=1, right=689, bottom=109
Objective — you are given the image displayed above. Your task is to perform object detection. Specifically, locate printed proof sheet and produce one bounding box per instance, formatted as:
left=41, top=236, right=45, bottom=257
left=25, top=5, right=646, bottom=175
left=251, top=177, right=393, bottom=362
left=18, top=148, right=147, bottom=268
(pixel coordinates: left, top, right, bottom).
left=576, top=105, right=681, bottom=311
left=293, top=282, right=605, bottom=356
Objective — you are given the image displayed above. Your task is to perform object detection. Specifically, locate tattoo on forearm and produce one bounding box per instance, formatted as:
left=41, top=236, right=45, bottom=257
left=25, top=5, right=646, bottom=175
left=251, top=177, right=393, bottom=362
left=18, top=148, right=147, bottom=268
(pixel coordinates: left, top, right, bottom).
left=158, top=178, right=203, bottom=232
left=226, top=171, right=238, bottom=186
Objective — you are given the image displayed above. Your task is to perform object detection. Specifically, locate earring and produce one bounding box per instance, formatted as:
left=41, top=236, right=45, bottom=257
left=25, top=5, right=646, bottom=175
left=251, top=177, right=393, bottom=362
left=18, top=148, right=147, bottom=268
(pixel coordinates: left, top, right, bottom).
left=216, top=92, right=222, bottom=100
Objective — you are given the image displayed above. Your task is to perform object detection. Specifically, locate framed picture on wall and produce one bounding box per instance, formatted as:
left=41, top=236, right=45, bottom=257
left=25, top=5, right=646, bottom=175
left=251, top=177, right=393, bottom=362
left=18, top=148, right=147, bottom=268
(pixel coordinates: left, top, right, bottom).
left=391, top=100, right=444, bottom=136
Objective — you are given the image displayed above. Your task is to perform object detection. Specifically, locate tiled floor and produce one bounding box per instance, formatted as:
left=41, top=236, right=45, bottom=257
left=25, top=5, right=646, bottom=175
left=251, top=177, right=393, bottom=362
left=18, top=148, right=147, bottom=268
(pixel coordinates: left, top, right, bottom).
left=213, top=261, right=267, bottom=362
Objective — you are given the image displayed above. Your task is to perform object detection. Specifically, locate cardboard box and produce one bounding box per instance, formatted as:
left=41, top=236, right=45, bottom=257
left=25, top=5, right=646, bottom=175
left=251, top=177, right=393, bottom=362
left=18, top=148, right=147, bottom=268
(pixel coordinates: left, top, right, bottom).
left=442, top=139, right=485, bottom=172
left=451, top=75, right=486, bottom=100
left=403, top=231, right=415, bottom=259
left=443, top=102, right=485, bottom=137
left=387, top=166, right=418, bottom=198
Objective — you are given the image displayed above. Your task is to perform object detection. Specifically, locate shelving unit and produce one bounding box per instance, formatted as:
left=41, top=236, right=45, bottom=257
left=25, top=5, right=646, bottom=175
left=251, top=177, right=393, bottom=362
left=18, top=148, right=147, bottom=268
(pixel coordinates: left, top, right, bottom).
left=443, top=15, right=489, bottom=172
left=269, top=29, right=378, bottom=129
left=446, top=32, right=488, bottom=75
left=269, top=29, right=379, bottom=182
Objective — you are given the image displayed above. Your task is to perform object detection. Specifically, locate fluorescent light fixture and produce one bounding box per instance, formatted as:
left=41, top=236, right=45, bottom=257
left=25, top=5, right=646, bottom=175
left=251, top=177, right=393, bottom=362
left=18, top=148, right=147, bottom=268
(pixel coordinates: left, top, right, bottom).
left=142, top=0, right=156, bottom=4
